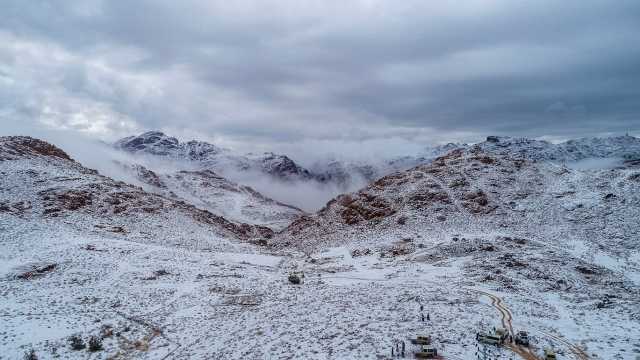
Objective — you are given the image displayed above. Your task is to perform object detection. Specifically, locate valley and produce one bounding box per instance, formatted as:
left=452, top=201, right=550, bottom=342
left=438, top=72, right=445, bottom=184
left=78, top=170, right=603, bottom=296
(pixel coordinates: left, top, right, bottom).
left=1, top=135, right=639, bottom=359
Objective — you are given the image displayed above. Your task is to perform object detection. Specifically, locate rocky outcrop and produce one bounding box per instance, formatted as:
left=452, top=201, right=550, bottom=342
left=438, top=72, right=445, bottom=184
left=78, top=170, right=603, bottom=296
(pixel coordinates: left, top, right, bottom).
left=0, top=136, right=73, bottom=161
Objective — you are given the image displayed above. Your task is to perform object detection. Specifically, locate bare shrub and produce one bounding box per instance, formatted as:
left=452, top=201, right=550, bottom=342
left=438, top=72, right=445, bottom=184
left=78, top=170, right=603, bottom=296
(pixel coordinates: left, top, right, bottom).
left=23, top=349, right=37, bottom=360
left=288, top=273, right=301, bottom=285
left=88, top=336, right=103, bottom=352
left=68, top=334, right=85, bottom=350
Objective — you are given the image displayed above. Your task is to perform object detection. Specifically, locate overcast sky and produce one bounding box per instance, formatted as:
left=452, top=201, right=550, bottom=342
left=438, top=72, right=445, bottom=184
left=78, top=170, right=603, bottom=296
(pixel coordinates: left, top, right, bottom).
left=1, top=1, right=639, bottom=158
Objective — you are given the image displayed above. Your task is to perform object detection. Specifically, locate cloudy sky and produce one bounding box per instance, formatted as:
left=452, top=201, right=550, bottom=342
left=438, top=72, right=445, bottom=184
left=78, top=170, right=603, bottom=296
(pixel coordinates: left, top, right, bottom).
left=1, top=0, right=639, bottom=157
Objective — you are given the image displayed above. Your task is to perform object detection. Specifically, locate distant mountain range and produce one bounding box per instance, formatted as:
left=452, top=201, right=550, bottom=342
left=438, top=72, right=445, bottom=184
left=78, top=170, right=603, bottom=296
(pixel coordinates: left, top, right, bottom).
left=113, top=131, right=468, bottom=191
left=114, top=131, right=640, bottom=189
left=114, top=131, right=315, bottom=182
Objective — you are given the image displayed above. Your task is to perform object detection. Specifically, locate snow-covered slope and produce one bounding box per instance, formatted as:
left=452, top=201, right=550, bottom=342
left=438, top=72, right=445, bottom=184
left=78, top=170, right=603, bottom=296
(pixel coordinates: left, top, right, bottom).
left=0, top=136, right=274, bottom=246
left=117, top=162, right=303, bottom=230
left=472, top=134, right=640, bottom=163
left=279, top=143, right=640, bottom=255
left=275, top=144, right=640, bottom=357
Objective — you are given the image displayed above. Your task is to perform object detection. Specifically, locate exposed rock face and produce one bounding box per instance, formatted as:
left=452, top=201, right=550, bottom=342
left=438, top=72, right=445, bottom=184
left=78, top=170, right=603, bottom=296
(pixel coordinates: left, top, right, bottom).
left=337, top=193, right=396, bottom=225
left=132, top=164, right=166, bottom=188
left=0, top=136, right=73, bottom=161
left=114, top=131, right=183, bottom=156
left=256, top=152, right=314, bottom=179
left=41, top=189, right=93, bottom=215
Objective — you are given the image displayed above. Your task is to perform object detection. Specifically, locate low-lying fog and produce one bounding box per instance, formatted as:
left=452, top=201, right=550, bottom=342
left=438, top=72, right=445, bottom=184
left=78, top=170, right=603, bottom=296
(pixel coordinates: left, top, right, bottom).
left=31, top=133, right=366, bottom=212
left=563, top=157, right=624, bottom=170
left=6, top=129, right=634, bottom=214
left=223, top=169, right=368, bottom=212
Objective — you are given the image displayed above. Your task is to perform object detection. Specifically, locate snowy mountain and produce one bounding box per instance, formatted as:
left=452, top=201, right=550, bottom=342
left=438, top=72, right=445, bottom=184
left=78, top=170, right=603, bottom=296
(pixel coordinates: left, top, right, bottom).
left=309, top=143, right=464, bottom=187
left=115, top=131, right=314, bottom=181
left=273, top=140, right=640, bottom=356
left=114, top=132, right=465, bottom=190
left=476, top=134, right=640, bottom=162
left=116, top=162, right=303, bottom=230
left=3, top=134, right=640, bottom=359
left=0, top=136, right=274, bottom=245
left=278, top=142, right=640, bottom=251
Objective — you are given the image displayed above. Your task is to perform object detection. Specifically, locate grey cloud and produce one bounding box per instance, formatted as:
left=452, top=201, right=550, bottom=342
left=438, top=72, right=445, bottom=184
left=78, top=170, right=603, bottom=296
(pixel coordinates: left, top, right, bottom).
left=1, top=0, right=639, bottom=157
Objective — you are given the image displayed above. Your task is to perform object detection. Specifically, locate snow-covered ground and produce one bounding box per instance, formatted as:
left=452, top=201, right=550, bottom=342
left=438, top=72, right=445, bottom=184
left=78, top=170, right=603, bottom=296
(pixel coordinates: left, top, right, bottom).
left=2, top=135, right=640, bottom=359
left=3, top=215, right=639, bottom=359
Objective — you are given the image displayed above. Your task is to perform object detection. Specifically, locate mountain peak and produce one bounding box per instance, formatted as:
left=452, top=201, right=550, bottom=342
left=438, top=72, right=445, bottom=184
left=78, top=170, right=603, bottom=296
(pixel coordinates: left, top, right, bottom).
left=113, top=132, right=312, bottom=181
left=140, top=130, right=167, bottom=137
left=114, top=131, right=180, bottom=155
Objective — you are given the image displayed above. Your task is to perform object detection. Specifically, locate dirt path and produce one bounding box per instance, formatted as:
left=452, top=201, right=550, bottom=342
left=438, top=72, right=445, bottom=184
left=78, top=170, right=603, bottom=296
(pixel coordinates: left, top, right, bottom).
left=476, top=290, right=514, bottom=335
left=469, top=288, right=590, bottom=360
left=468, top=289, right=540, bottom=360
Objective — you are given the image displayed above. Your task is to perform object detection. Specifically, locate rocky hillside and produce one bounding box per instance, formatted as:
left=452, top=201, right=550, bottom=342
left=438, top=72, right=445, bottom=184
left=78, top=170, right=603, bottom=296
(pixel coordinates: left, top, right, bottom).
left=115, top=132, right=640, bottom=192
left=477, top=135, right=640, bottom=162
left=308, top=135, right=640, bottom=188
left=117, top=162, right=303, bottom=230
left=0, top=136, right=274, bottom=248
left=279, top=141, right=640, bottom=254
left=275, top=140, right=640, bottom=333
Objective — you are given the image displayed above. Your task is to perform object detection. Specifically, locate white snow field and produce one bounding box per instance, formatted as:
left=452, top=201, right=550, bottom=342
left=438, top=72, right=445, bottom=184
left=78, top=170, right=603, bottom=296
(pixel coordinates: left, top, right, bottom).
left=3, top=222, right=639, bottom=359
left=1, top=135, right=640, bottom=359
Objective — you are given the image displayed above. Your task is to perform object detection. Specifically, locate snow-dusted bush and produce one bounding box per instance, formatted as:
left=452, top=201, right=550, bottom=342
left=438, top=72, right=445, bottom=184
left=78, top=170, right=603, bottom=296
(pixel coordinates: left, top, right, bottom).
left=68, top=335, right=85, bottom=350
left=288, top=273, right=301, bottom=285
left=88, top=336, right=103, bottom=352
left=23, top=349, right=37, bottom=360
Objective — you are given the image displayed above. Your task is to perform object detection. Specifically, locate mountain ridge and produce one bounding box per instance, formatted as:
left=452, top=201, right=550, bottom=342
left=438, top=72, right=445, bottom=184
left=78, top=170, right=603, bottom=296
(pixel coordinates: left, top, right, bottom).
left=114, top=131, right=640, bottom=190
left=1, top=136, right=275, bottom=246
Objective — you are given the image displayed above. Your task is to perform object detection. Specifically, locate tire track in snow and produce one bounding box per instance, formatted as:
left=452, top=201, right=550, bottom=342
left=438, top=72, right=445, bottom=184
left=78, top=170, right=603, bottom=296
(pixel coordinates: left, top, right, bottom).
left=472, top=289, right=514, bottom=335
left=534, top=329, right=590, bottom=360
left=467, top=289, right=539, bottom=360
left=469, top=289, right=590, bottom=360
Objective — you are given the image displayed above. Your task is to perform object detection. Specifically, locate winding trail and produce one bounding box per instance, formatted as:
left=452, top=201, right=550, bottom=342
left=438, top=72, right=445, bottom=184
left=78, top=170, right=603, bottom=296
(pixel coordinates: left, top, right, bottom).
left=315, top=266, right=592, bottom=360
left=469, top=289, right=539, bottom=360
left=469, top=288, right=590, bottom=360
left=476, top=290, right=514, bottom=335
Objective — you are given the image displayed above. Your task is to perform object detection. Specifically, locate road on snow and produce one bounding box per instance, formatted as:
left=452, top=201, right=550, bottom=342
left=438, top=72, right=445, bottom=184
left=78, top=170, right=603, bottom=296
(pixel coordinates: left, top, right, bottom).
left=472, top=289, right=590, bottom=360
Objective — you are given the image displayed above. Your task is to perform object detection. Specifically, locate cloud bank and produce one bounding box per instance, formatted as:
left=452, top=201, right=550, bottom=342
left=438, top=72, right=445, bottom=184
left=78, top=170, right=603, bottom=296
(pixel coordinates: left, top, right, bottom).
left=1, top=1, right=640, bottom=158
